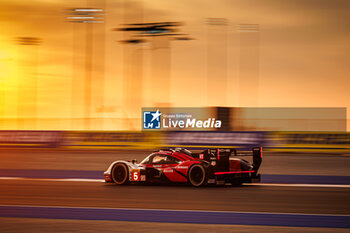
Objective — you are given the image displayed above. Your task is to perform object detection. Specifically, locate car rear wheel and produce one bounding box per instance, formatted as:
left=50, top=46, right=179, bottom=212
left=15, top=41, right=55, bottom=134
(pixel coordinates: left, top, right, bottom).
left=111, top=163, right=129, bottom=185
left=188, top=164, right=207, bottom=187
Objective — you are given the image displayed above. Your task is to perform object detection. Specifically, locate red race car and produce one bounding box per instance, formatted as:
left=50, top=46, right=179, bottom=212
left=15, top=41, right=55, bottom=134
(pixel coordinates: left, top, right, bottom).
left=104, top=147, right=262, bottom=187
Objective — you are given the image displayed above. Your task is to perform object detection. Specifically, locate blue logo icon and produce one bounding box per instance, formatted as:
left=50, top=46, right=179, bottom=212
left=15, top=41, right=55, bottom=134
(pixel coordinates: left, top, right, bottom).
left=143, top=110, right=161, bottom=129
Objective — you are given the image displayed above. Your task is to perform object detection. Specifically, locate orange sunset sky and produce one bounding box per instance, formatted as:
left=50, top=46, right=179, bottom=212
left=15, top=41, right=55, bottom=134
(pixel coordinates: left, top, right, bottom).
left=0, top=0, right=349, bottom=130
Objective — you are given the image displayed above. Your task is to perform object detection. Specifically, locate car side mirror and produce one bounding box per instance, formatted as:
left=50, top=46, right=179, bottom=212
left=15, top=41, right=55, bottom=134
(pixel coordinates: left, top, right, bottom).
left=132, top=159, right=137, bottom=164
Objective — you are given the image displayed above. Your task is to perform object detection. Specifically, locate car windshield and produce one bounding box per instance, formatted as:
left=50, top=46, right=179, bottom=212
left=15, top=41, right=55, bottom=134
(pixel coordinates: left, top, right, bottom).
left=153, top=155, right=167, bottom=163
left=141, top=153, right=177, bottom=164
left=140, top=154, right=153, bottom=164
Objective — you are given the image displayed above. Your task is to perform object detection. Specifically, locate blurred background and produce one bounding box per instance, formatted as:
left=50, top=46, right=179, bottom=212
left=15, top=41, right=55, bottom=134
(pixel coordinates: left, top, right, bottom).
left=0, top=1, right=350, bottom=232
left=0, top=0, right=349, bottom=131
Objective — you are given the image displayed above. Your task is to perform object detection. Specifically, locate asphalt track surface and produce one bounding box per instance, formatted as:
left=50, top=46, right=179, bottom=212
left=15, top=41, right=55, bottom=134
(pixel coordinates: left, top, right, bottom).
left=0, top=149, right=349, bottom=232
left=0, top=179, right=349, bottom=215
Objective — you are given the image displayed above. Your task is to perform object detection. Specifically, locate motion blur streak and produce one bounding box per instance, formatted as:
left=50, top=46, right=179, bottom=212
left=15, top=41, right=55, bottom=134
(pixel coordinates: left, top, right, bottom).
left=1, top=180, right=349, bottom=214
left=1, top=1, right=350, bottom=130
left=0, top=0, right=349, bottom=231
left=0, top=177, right=105, bottom=182
left=0, top=205, right=349, bottom=228
left=1, top=176, right=350, bottom=188
left=0, top=150, right=349, bottom=232
left=247, top=183, right=350, bottom=188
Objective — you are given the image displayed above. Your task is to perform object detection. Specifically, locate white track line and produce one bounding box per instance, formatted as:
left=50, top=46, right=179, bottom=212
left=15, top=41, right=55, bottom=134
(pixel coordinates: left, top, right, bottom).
left=0, top=176, right=349, bottom=188
left=0, top=177, right=104, bottom=182
left=245, top=183, right=350, bottom=188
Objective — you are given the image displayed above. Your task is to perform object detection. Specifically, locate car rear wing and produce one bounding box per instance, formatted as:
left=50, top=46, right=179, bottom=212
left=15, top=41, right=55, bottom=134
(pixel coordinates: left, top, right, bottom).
left=236, top=147, right=263, bottom=174
left=192, top=147, right=262, bottom=173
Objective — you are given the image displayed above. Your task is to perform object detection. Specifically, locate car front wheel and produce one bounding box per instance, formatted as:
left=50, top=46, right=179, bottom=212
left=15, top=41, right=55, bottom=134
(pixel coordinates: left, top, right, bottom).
left=111, top=163, right=130, bottom=185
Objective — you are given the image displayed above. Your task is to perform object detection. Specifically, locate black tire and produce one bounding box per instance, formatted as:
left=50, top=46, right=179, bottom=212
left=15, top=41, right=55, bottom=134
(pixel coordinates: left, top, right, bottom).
left=111, top=163, right=130, bottom=185
left=188, top=164, right=207, bottom=187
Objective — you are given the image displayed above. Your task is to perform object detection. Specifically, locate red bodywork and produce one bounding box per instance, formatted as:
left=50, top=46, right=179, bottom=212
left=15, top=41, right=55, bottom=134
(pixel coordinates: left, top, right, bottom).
left=140, top=151, right=202, bottom=182
left=139, top=150, right=250, bottom=183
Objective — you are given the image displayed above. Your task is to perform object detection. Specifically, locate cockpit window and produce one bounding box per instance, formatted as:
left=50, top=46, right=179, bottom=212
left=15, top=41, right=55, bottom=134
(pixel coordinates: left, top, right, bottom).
left=140, top=153, right=155, bottom=164
left=141, top=153, right=181, bottom=164
left=152, top=155, right=167, bottom=163
left=141, top=153, right=168, bottom=164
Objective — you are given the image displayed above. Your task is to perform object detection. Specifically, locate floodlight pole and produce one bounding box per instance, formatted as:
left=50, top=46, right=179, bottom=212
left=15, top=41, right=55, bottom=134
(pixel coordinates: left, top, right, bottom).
left=15, top=37, right=41, bottom=130
left=205, top=18, right=228, bottom=107
left=65, top=8, right=105, bottom=130
left=237, top=24, right=260, bottom=107
left=113, top=22, right=193, bottom=110
left=85, top=22, right=93, bottom=130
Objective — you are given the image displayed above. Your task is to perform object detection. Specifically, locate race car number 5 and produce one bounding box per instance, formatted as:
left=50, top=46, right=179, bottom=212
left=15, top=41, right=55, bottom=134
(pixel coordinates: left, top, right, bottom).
left=132, top=170, right=140, bottom=181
